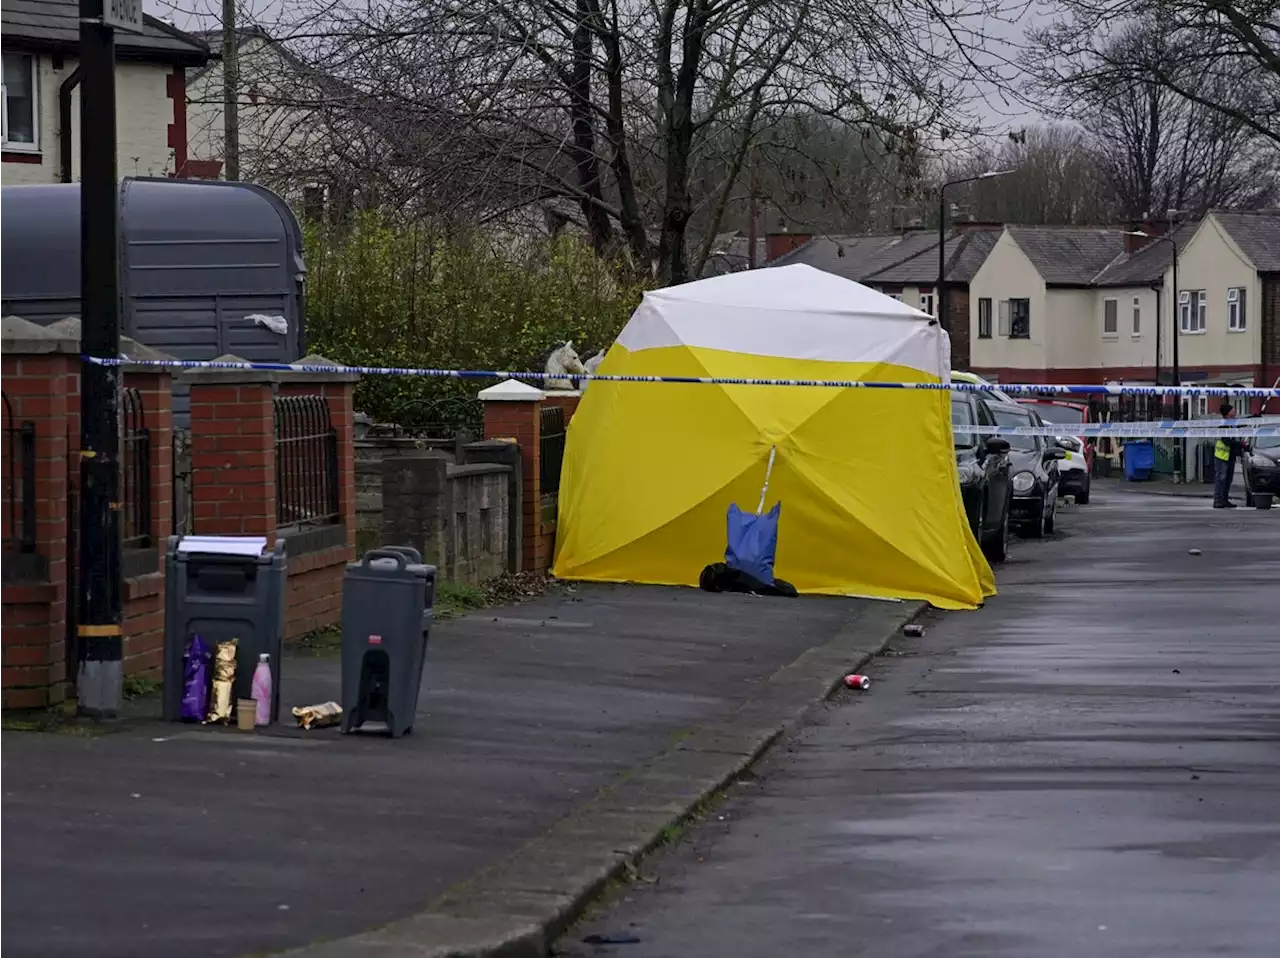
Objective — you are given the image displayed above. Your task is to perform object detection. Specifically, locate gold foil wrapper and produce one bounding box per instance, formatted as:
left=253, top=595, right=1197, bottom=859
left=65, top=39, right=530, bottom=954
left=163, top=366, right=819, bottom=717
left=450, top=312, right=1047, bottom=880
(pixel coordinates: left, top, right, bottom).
left=205, top=639, right=238, bottom=724
left=292, top=701, right=342, bottom=729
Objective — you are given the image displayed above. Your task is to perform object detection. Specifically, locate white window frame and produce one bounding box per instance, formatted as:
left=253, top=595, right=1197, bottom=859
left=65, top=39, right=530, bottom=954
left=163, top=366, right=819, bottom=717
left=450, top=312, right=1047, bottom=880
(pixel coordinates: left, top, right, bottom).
left=1132, top=297, right=1141, bottom=338
left=1, top=52, right=40, bottom=152
left=919, top=290, right=935, bottom=317
left=1179, top=290, right=1206, bottom=334
left=977, top=297, right=992, bottom=339
left=1103, top=298, right=1118, bottom=336
left=1008, top=297, right=1030, bottom=339
left=1227, top=287, right=1247, bottom=332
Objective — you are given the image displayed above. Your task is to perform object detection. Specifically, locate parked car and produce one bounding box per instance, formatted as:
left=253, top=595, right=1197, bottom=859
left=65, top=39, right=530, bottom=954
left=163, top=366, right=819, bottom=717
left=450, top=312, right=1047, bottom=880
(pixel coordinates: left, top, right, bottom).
left=952, top=370, right=1018, bottom=405
left=989, top=402, right=1065, bottom=537
left=951, top=390, right=1013, bottom=562
left=1244, top=429, right=1280, bottom=506
left=1018, top=398, right=1094, bottom=503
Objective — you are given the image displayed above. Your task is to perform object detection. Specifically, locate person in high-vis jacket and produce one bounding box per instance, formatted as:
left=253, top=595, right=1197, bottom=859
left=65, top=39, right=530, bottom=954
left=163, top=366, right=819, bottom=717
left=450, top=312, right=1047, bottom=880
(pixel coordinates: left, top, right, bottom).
left=1213, top=402, right=1247, bottom=508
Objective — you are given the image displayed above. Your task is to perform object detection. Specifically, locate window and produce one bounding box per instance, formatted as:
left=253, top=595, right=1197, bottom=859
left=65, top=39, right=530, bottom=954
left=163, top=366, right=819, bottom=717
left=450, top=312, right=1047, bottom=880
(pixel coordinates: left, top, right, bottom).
left=977, top=297, right=992, bottom=339
left=1132, top=297, right=1141, bottom=336
left=1009, top=298, right=1030, bottom=339
left=1179, top=290, right=1206, bottom=333
left=1228, top=287, right=1247, bottom=331
left=919, top=290, right=936, bottom=317
left=1, top=53, right=38, bottom=150
left=1103, top=298, right=1118, bottom=335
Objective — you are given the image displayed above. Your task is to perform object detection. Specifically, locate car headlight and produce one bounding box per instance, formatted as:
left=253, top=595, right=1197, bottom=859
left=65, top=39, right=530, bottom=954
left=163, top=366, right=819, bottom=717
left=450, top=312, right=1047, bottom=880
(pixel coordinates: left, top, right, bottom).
left=1012, top=471, right=1036, bottom=493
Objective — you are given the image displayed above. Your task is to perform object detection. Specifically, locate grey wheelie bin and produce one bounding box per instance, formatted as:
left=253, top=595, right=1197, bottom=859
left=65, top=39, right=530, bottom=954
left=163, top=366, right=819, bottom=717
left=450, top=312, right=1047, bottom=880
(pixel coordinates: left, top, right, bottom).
left=341, top=547, right=436, bottom=737
left=163, top=536, right=288, bottom=723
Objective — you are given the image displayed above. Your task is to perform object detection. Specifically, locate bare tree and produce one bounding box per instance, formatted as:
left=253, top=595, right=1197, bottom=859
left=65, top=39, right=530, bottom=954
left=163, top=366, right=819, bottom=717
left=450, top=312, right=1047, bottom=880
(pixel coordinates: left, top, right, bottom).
left=246, top=0, right=1018, bottom=283
left=940, top=125, right=1116, bottom=225
left=1025, top=17, right=1278, bottom=217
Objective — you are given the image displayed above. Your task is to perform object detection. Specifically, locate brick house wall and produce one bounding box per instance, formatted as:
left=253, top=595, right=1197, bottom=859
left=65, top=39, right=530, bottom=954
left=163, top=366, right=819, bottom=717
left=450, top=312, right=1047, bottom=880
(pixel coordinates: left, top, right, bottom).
left=1262, top=275, right=1280, bottom=391
left=946, top=287, right=972, bottom=371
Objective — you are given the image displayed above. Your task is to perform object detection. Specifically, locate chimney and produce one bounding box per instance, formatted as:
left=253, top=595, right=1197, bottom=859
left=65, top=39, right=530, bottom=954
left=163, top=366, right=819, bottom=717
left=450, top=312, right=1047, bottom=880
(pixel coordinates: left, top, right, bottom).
left=766, top=231, right=812, bottom=263
left=1124, top=219, right=1169, bottom=255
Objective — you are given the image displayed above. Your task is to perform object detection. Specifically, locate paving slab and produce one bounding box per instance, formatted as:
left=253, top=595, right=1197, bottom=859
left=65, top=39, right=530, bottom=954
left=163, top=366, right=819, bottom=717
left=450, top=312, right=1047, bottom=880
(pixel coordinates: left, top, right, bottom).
left=1, top=583, right=879, bottom=958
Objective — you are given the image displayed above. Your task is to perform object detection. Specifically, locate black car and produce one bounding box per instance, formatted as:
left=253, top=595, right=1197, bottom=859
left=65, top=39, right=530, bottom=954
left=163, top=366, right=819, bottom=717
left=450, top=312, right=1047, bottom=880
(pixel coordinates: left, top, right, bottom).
left=989, top=402, right=1065, bottom=538
left=1244, top=428, right=1280, bottom=505
left=951, top=391, right=1013, bottom=562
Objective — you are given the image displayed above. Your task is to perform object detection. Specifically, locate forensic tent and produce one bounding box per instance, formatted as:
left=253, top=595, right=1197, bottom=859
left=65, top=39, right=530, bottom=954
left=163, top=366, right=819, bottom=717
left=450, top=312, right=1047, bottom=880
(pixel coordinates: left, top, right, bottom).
left=551, top=264, right=994, bottom=609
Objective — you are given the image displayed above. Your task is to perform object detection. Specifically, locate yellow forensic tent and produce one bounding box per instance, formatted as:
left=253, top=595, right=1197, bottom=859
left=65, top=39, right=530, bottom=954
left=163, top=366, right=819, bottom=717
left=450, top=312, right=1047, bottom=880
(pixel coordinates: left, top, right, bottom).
left=551, top=264, right=994, bottom=609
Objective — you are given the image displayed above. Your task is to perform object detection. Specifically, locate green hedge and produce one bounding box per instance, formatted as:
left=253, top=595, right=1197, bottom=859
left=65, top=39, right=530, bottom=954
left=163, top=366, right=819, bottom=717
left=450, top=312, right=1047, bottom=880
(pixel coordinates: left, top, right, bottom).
left=304, top=214, right=648, bottom=427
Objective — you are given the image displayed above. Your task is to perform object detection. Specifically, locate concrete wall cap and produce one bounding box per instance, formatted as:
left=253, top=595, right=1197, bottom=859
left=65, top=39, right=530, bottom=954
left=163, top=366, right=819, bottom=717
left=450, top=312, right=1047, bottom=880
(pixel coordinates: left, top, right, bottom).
left=279, top=353, right=361, bottom=384
left=180, top=353, right=282, bottom=385
left=478, top=379, right=545, bottom=401
left=45, top=317, right=179, bottom=371
left=2, top=315, right=79, bottom=355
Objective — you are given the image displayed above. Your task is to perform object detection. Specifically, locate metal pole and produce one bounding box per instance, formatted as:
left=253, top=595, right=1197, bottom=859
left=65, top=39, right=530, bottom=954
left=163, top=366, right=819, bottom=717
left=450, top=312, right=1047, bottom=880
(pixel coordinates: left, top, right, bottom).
left=77, top=6, right=123, bottom=717
left=222, top=0, right=240, bottom=181
left=937, top=187, right=948, bottom=332
left=1172, top=240, right=1183, bottom=480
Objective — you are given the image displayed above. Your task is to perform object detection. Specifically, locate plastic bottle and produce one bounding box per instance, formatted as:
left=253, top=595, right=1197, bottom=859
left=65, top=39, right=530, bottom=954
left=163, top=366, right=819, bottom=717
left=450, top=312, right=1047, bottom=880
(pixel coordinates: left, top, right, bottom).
left=252, top=653, right=273, bottom=726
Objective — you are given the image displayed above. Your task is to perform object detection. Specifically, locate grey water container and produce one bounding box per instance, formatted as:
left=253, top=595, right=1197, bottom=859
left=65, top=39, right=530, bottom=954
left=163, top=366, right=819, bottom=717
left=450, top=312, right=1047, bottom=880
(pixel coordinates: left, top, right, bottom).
left=341, top=548, right=436, bottom=738
left=163, top=537, right=288, bottom=723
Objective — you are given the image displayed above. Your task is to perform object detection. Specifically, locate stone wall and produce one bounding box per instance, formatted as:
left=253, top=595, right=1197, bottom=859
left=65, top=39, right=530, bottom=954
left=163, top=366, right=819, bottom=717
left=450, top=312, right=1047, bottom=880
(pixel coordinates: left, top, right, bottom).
left=379, top=452, right=513, bottom=585
left=354, top=431, right=457, bottom=556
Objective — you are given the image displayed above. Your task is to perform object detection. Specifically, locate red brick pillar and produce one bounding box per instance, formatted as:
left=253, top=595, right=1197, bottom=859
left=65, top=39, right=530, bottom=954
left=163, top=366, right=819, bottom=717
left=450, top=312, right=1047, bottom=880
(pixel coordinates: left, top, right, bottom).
left=184, top=361, right=277, bottom=539
left=120, top=365, right=175, bottom=677
left=541, top=391, right=581, bottom=423
left=480, top=379, right=545, bottom=573
left=1, top=318, right=78, bottom=708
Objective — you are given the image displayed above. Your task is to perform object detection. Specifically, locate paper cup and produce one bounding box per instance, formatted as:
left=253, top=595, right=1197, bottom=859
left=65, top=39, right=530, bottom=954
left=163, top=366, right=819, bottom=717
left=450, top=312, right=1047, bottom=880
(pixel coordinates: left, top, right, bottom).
left=237, top=699, right=257, bottom=731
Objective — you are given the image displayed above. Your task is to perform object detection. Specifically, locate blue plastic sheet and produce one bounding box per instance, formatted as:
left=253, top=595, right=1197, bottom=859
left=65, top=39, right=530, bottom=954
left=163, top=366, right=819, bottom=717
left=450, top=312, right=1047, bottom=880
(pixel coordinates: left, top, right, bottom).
left=725, top=502, right=781, bottom=585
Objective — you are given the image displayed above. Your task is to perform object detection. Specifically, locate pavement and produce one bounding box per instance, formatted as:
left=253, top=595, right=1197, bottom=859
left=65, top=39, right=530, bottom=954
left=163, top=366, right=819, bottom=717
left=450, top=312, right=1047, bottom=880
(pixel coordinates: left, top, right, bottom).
left=560, top=489, right=1280, bottom=958
left=1, top=581, right=915, bottom=958
left=1096, top=471, right=1243, bottom=498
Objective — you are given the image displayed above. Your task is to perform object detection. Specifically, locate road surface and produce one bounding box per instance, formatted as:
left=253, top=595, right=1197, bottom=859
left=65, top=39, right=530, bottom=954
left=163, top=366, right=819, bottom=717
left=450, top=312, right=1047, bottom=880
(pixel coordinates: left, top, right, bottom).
left=562, top=489, right=1280, bottom=958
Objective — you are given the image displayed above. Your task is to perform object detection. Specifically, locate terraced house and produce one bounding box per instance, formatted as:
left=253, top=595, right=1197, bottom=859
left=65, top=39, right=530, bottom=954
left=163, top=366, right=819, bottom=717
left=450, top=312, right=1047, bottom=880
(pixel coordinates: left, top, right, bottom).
left=772, top=213, right=1280, bottom=400
left=1, top=0, right=208, bottom=183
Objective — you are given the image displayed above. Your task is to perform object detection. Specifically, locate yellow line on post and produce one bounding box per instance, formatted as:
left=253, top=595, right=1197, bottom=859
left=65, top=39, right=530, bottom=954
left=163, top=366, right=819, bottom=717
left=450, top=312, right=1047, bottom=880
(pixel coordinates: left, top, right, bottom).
left=77, top=624, right=123, bottom=637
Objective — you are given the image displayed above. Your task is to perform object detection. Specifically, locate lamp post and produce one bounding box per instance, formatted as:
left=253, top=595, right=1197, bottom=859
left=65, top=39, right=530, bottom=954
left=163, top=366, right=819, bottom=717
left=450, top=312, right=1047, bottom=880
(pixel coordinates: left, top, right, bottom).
left=938, top=170, right=1013, bottom=335
left=1125, top=228, right=1181, bottom=478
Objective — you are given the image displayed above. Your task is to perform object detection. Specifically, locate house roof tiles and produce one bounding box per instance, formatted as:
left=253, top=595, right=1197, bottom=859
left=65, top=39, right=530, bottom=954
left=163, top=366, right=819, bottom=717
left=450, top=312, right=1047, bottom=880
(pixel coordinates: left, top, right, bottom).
left=1, top=0, right=208, bottom=64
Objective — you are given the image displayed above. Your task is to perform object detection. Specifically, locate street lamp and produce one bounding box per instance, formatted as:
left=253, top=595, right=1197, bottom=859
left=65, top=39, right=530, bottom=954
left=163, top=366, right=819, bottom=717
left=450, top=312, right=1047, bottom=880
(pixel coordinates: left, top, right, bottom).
left=1125, top=225, right=1185, bottom=479
left=938, top=170, right=1014, bottom=336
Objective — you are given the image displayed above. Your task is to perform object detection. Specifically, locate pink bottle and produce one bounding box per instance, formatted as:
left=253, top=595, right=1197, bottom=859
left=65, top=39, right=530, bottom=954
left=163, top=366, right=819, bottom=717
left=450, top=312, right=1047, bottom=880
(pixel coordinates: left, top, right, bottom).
left=252, top=653, right=273, bottom=726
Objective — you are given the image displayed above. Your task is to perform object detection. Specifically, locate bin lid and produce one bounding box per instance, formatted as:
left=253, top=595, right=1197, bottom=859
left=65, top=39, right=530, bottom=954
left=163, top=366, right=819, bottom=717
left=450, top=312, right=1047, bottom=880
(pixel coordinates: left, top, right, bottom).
left=346, top=558, right=436, bottom=579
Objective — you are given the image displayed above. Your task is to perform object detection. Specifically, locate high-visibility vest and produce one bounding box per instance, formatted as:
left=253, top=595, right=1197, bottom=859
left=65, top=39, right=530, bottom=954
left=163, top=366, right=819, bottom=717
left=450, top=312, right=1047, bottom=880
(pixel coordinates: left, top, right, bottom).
left=1214, top=438, right=1231, bottom=461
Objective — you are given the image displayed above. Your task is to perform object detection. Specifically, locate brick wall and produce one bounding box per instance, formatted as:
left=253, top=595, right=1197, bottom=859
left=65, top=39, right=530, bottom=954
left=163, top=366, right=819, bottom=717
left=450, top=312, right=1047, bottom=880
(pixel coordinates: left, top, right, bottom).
left=483, top=394, right=543, bottom=573
left=947, top=288, right=972, bottom=371
left=1262, top=276, right=1279, bottom=391
left=481, top=386, right=584, bottom=575
left=1, top=342, right=76, bottom=709
left=183, top=362, right=357, bottom=642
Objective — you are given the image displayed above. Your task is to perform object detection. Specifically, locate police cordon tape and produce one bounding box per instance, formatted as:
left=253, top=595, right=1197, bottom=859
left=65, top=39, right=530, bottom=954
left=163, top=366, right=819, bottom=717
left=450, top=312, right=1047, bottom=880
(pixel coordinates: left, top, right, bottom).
left=954, top=423, right=1280, bottom=439
left=82, top=355, right=1280, bottom=400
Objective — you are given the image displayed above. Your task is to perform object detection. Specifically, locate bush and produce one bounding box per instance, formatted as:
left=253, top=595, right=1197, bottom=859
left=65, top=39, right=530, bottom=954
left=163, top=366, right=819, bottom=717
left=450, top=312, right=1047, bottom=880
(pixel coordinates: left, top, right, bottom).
left=303, top=214, right=648, bottom=426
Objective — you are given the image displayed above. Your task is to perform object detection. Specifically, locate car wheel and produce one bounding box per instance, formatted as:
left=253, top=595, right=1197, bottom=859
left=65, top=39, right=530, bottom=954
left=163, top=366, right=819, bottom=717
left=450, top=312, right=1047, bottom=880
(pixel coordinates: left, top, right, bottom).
left=1023, top=497, right=1045, bottom=538
left=1045, top=494, right=1056, bottom=535
left=983, top=498, right=1010, bottom=563
left=1075, top=477, right=1090, bottom=505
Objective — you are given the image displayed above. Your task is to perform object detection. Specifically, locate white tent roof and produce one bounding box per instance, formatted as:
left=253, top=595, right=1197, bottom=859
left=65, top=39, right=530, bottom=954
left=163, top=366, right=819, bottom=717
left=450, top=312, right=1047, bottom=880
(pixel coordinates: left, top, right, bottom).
left=616, top=264, right=949, bottom=376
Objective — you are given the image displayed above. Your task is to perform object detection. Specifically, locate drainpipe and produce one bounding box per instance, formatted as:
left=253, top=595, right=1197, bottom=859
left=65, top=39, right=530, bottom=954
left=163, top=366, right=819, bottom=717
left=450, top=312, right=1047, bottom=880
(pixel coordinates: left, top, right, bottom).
left=59, top=66, right=84, bottom=183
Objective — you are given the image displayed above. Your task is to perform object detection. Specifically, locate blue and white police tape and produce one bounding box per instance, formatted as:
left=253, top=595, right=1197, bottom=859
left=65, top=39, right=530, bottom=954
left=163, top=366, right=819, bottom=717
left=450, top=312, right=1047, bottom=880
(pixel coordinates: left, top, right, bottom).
left=954, top=423, right=1280, bottom=439
left=82, top=355, right=1280, bottom=400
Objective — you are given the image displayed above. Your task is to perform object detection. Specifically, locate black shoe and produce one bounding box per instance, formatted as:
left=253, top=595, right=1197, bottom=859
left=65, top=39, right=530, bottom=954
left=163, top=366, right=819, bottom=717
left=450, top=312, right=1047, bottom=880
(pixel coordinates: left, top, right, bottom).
left=1224, top=500, right=1238, bottom=508
left=1213, top=502, right=1228, bottom=509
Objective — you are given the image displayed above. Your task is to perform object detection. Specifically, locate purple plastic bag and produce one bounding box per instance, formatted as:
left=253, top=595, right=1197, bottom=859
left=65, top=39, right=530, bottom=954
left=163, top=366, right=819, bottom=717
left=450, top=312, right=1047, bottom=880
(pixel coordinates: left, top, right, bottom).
left=180, top=635, right=212, bottom=722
